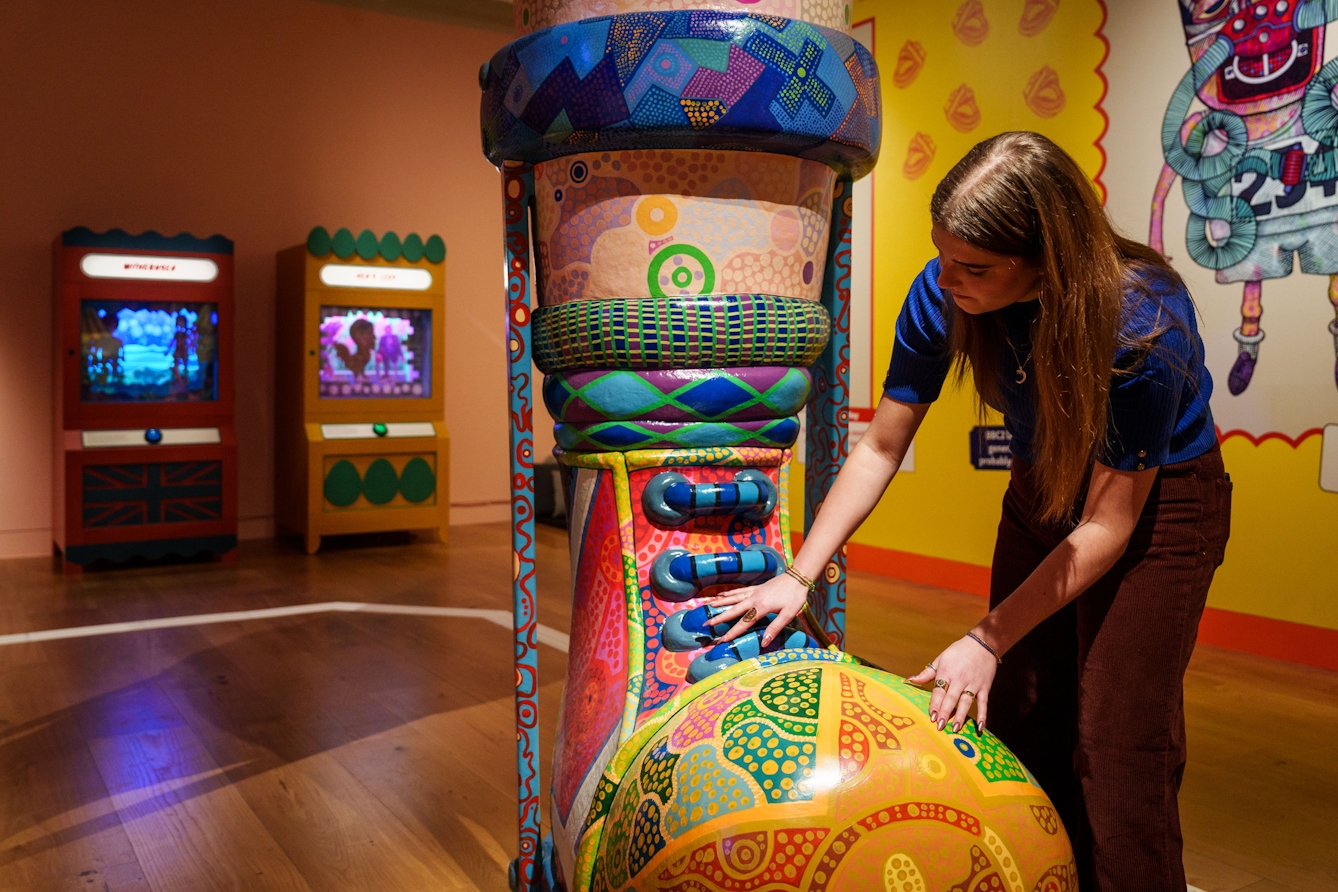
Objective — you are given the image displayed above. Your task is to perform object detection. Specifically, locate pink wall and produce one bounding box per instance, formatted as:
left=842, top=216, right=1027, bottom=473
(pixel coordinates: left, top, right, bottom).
left=0, top=0, right=513, bottom=555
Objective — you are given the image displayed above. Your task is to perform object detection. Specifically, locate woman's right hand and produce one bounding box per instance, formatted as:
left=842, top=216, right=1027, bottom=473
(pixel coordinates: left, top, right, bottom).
left=690, top=399, right=928, bottom=651
left=704, top=572, right=813, bottom=646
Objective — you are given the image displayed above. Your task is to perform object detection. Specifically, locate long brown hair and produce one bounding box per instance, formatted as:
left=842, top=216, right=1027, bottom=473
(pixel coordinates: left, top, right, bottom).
left=931, top=131, right=1184, bottom=523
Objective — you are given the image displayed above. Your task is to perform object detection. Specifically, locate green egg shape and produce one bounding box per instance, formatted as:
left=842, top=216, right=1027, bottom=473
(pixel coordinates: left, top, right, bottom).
left=356, top=229, right=379, bottom=260
left=379, top=231, right=402, bottom=262
left=332, top=228, right=356, bottom=259
left=398, top=457, right=436, bottom=503
left=307, top=226, right=332, bottom=257
left=323, top=460, right=362, bottom=507
left=402, top=233, right=425, bottom=262
left=424, top=234, right=446, bottom=264
left=362, top=458, right=399, bottom=505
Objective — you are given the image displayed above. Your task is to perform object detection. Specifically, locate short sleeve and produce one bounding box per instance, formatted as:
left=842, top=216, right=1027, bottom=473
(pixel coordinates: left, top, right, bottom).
left=882, top=259, right=953, bottom=404
left=1099, top=291, right=1194, bottom=471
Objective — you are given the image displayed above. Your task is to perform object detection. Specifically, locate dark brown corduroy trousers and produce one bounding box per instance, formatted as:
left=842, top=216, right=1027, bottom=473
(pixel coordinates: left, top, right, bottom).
left=987, top=443, right=1231, bottom=892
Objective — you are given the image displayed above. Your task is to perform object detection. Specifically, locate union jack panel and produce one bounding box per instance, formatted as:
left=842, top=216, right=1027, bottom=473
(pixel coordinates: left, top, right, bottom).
left=82, top=462, right=224, bottom=528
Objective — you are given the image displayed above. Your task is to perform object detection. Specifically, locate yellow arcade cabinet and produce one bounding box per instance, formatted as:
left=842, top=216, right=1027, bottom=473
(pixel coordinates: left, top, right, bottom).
left=275, top=227, right=449, bottom=553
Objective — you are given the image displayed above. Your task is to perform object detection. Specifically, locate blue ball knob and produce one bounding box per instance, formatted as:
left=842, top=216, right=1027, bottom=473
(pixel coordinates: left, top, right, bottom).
left=144, top=428, right=163, bottom=445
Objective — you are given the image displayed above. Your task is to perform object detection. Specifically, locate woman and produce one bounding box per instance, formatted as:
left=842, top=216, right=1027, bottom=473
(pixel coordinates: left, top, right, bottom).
left=707, top=131, right=1231, bottom=891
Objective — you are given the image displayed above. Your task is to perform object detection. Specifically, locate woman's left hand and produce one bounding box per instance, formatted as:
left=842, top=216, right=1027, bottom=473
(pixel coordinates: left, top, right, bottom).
left=906, top=634, right=999, bottom=734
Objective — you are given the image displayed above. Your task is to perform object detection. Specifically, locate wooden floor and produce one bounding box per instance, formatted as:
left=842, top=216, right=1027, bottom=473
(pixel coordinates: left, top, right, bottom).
left=0, top=525, right=1333, bottom=891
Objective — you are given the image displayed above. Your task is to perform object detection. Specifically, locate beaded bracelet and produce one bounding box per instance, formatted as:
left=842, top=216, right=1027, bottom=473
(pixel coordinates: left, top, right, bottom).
left=784, top=565, right=817, bottom=592
left=967, top=631, right=1002, bottom=665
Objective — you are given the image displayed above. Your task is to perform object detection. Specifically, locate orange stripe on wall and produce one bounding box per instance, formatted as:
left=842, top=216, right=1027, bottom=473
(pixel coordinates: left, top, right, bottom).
left=845, top=542, right=992, bottom=597
left=793, top=533, right=991, bottom=596
left=800, top=536, right=1338, bottom=671
left=1196, top=607, right=1338, bottom=672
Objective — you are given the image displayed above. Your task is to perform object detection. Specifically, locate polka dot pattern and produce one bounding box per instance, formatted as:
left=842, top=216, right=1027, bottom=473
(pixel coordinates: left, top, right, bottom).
left=758, top=667, right=821, bottom=718
left=723, top=718, right=817, bottom=803
left=627, top=799, right=667, bottom=878
left=1029, top=805, right=1060, bottom=836
left=639, top=739, right=679, bottom=804
left=663, top=743, right=755, bottom=837
left=657, top=827, right=832, bottom=891
left=586, top=660, right=1074, bottom=891
left=882, top=853, right=926, bottom=892
left=720, top=250, right=812, bottom=296
left=533, top=150, right=834, bottom=304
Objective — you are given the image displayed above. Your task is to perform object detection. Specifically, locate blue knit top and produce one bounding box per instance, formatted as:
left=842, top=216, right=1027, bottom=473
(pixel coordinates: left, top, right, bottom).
left=882, top=258, right=1218, bottom=471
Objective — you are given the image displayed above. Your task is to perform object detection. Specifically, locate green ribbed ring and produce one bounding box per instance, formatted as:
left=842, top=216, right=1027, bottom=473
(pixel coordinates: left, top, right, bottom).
left=531, top=294, right=831, bottom=373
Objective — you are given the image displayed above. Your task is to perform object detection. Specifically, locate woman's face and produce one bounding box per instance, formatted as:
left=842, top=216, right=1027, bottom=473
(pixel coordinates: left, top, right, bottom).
left=931, top=224, right=1041, bottom=314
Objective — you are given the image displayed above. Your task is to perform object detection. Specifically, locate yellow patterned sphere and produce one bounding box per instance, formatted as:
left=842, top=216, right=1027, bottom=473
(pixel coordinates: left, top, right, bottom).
left=580, top=651, right=1076, bottom=891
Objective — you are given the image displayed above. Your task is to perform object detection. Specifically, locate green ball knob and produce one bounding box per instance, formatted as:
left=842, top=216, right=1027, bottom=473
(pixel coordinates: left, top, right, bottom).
left=372, top=423, right=388, bottom=437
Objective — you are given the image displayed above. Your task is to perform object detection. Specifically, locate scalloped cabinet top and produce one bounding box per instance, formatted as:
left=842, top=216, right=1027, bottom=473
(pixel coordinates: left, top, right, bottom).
left=513, top=0, right=853, bottom=35
left=306, top=227, right=445, bottom=265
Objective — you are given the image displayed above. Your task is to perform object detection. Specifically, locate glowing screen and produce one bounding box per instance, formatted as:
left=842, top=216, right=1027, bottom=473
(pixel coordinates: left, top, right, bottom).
left=318, top=306, right=431, bottom=399
left=80, top=300, right=219, bottom=403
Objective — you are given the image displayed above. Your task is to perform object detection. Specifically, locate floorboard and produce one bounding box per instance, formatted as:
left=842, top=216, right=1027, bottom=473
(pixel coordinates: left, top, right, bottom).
left=0, top=525, right=1330, bottom=891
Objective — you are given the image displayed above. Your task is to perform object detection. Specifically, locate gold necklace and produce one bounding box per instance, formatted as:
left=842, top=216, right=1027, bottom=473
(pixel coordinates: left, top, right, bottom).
left=1004, top=335, right=1031, bottom=385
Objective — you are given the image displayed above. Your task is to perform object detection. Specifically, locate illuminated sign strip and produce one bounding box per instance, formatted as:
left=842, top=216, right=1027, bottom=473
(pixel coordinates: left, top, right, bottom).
left=319, top=264, right=432, bottom=291
left=80, top=254, right=219, bottom=282
left=320, top=422, right=437, bottom=440
left=81, top=428, right=222, bottom=448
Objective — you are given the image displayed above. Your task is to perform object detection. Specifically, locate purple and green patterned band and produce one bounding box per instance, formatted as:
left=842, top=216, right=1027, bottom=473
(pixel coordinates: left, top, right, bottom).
left=543, top=367, right=811, bottom=424
left=554, top=416, right=800, bottom=452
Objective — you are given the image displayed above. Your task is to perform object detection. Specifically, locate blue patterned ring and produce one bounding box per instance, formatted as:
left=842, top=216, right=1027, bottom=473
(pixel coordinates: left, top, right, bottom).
left=479, top=12, right=882, bottom=178
left=532, top=294, right=830, bottom=372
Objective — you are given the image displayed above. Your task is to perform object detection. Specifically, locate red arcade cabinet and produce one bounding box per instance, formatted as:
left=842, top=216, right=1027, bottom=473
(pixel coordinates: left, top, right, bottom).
left=52, top=228, right=237, bottom=572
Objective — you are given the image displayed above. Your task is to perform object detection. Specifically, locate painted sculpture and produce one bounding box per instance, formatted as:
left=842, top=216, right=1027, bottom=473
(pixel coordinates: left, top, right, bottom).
left=480, top=2, right=1076, bottom=889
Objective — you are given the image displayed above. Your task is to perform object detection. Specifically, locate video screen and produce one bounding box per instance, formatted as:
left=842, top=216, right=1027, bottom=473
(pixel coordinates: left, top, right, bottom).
left=80, top=301, right=218, bottom=403
left=318, top=306, right=431, bottom=399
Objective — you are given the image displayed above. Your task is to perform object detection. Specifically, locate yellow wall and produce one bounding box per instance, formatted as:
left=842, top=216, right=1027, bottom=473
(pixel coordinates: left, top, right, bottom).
left=1217, top=436, right=1337, bottom=629
left=797, top=0, right=1338, bottom=634
left=798, top=0, right=1109, bottom=567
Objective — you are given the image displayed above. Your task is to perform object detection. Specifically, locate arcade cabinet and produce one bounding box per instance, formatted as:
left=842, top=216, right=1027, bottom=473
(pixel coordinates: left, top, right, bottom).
left=52, top=227, right=237, bottom=573
left=274, top=227, right=449, bottom=553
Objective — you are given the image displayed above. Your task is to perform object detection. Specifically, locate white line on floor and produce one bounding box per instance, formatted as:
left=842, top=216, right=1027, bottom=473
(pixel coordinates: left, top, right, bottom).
left=0, top=601, right=570, bottom=653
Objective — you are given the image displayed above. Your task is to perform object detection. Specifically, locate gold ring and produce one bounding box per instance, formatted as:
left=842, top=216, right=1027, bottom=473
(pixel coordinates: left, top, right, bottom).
left=741, top=608, right=758, bottom=623
left=963, top=690, right=975, bottom=699
left=934, top=678, right=949, bottom=689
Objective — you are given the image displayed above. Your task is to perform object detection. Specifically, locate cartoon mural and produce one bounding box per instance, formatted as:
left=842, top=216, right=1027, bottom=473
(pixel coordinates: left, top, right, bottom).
left=1151, top=0, right=1338, bottom=394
